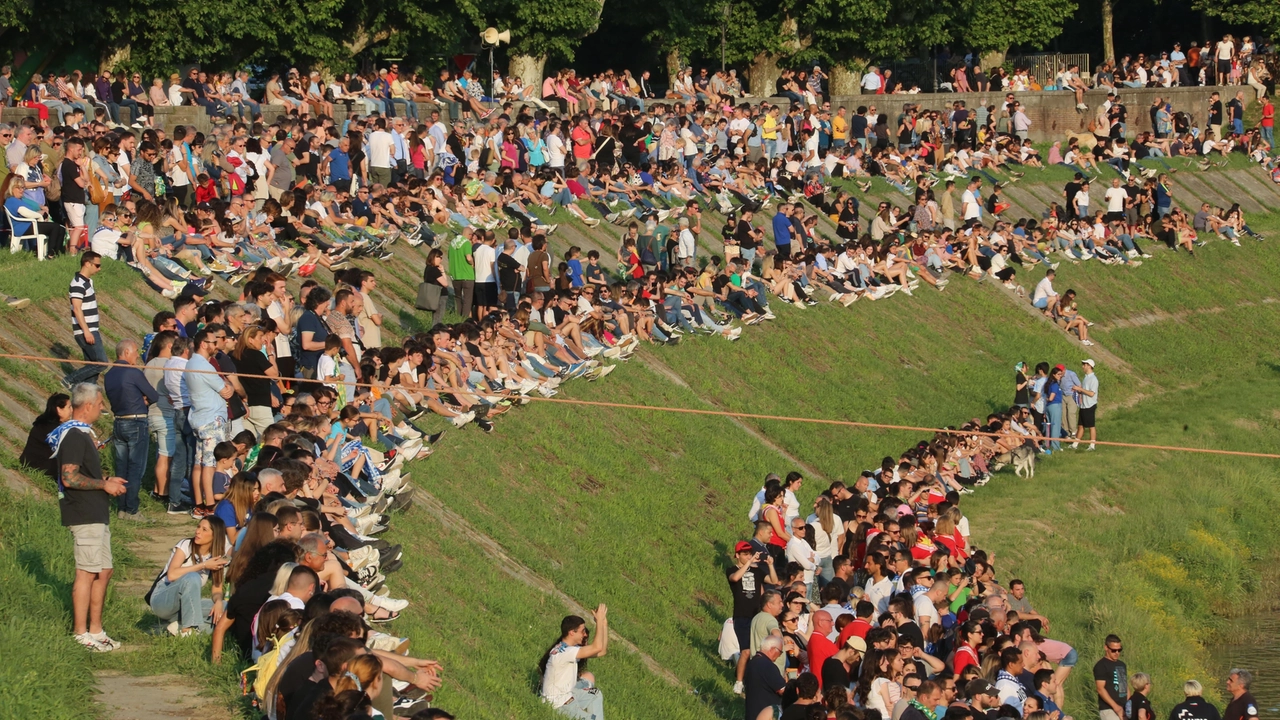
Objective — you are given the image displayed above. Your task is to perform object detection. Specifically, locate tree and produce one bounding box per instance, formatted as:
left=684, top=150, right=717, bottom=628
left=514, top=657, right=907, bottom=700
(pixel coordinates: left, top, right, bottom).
left=797, top=0, right=953, bottom=94
left=493, top=0, right=608, bottom=87
left=957, top=0, right=1078, bottom=69
left=1192, top=0, right=1280, bottom=39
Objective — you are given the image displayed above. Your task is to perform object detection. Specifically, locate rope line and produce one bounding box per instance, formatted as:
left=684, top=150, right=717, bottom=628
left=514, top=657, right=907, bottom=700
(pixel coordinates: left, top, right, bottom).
left=9, top=350, right=1279, bottom=460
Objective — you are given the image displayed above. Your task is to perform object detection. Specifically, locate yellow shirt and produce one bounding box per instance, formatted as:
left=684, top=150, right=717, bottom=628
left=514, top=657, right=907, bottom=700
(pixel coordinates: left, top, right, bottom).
left=832, top=115, right=848, bottom=141
left=762, top=115, right=778, bottom=140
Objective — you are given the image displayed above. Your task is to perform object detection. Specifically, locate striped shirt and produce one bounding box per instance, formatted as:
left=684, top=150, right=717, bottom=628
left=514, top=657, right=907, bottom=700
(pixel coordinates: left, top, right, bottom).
left=68, top=273, right=99, bottom=338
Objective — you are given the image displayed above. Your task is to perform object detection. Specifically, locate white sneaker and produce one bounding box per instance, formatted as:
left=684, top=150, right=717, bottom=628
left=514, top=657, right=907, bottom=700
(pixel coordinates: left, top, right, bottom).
left=75, top=632, right=115, bottom=652
left=762, top=311, right=776, bottom=321
left=372, top=595, right=410, bottom=613
left=828, top=292, right=841, bottom=303
left=451, top=411, right=476, bottom=428
left=1070, top=442, right=1079, bottom=449
left=1087, top=444, right=1096, bottom=451
left=602, top=346, right=622, bottom=359
left=726, top=327, right=743, bottom=341
left=733, top=680, right=744, bottom=695
left=841, top=294, right=859, bottom=306
left=395, top=423, right=422, bottom=440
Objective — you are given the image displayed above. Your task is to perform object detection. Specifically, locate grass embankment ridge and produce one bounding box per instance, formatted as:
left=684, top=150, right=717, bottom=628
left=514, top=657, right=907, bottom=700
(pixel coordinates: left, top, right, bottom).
left=1, top=163, right=1279, bottom=718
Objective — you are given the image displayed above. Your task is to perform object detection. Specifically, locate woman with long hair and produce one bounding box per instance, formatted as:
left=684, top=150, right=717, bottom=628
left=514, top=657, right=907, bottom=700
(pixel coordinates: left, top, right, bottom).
left=226, top=512, right=279, bottom=586
left=147, top=515, right=228, bottom=636
left=213, top=473, right=259, bottom=545
left=19, top=393, right=72, bottom=479
left=231, top=324, right=279, bottom=437
left=539, top=606, right=609, bottom=719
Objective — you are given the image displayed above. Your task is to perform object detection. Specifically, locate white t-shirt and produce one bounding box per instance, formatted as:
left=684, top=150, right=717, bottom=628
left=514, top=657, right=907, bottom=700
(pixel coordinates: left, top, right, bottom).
left=1105, top=187, right=1127, bottom=213
left=961, top=189, right=981, bottom=220
left=865, top=576, right=894, bottom=614
left=804, top=134, right=821, bottom=167
left=861, top=74, right=882, bottom=91
left=267, top=301, right=291, bottom=358
left=168, top=84, right=185, bottom=107
left=473, top=243, right=497, bottom=283
left=91, top=228, right=122, bottom=260
left=1217, top=41, right=1234, bottom=60
left=540, top=643, right=581, bottom=708
left=169, top=145, right=190, bottom=187
left=914, top=593, right=941, bottom=627
left=545, top=134, right=566, bottom=167
left=368, top=130, right=395, bottom=168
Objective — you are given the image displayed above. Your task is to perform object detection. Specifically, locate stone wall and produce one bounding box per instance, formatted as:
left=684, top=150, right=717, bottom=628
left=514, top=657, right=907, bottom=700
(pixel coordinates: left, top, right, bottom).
left=813, top=85, right=1258, bottom=143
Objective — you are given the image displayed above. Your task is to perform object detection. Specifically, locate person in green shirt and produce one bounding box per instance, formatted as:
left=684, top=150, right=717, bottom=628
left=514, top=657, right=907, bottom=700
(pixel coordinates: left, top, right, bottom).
left=447, top=229, right=476, bottom=319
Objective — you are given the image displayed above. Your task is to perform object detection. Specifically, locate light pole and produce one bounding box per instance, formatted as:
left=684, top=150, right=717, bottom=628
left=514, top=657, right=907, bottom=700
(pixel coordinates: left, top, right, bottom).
left=721, top=3, right=732, bottom=72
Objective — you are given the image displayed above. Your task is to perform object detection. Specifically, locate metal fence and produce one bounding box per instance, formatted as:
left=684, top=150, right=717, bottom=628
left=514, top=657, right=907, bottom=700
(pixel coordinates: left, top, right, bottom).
left=1006, top=52, right=1091, bottom=85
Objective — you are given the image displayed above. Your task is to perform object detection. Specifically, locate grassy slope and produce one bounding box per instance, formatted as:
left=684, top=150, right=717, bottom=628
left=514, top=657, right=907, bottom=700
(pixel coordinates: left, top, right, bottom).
left=2, top=166, right=1279, bottom=718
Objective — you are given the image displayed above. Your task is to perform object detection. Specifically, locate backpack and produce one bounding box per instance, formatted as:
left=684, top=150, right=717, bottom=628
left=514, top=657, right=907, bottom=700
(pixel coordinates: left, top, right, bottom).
left=240, top=631, right=292, bottom=701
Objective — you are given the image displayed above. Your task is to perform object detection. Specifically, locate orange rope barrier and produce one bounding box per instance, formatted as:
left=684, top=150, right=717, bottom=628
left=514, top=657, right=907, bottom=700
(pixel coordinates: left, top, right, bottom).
left=8, top=350, right=1279, bottom=460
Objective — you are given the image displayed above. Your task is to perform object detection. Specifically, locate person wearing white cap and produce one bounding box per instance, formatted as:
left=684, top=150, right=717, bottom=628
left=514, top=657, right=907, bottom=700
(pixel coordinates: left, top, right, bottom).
left=1072, top=359, right=1098, bottom=450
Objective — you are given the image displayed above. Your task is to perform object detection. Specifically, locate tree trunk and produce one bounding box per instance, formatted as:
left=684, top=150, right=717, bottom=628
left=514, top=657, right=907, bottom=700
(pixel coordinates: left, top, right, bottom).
left=830, top=64, right=862, bottom=97
left=979, top=50, right=1007, bottom=72
left=747, top=52, right=782, bottom=97
left=509, top=54, right=547, bottom=93
left=100, top=44, right=131, bottom=74
left=665, top=46, right=682, bottom=84
left=1101, top=0, right=1115, bottom=64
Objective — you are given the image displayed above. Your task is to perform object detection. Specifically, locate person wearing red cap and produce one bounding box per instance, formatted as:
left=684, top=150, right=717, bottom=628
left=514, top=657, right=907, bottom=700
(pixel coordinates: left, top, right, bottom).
left=728, top=540, right=778, bottom=695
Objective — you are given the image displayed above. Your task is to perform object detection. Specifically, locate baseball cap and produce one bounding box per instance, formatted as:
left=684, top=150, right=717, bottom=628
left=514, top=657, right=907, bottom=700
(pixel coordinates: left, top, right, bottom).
left=845, top=635, right=868, bottom=653
left=966, top=679, right=999, bottom=698
left=1053, top=364, right=1065, bottom=371
left=734, top=541, right=754, bottom=553
left=1082, top=358, right=1096, bottom=367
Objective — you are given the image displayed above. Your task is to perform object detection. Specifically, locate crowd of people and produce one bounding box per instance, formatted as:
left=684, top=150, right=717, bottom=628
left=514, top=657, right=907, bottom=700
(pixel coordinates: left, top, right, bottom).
left=3, top=49, right=1277, bottom=720
left=712, top=385, right=1265, bottom=720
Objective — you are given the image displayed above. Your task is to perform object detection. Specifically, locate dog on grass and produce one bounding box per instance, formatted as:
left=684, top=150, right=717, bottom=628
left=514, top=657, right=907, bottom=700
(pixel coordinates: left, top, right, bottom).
left=1011, top=443, right=1037, bottom=478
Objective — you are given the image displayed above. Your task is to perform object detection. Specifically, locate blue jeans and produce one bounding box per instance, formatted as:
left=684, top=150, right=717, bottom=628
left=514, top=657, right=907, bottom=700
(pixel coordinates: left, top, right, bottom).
left=1047, top=402, right=1064, bottom=450
left=1261, top=126, right=1273, bottom=148
left=556, top=678, right=604, bottom=720
left=112, top=417, right=150, bottom=514
left=169, top=407, right=195, bottom=508
left=148, top=572, right=212, bottom=630
left=66, top=331, right=108, bottom=386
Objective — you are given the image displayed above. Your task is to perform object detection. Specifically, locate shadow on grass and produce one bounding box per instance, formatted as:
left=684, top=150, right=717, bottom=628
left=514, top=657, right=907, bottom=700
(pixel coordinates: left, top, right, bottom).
left=17, top=546, right=74, bottom=617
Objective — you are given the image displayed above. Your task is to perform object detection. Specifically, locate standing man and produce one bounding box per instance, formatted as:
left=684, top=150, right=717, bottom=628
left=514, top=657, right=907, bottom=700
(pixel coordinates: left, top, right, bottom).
left=1093, top=634, right=1128, bottom=720
left=677, top=217, right=697, bottom=269
left=103, top=339, right=157, bottom=521
left=962, top=178, right=983, bottom=224
left=186, top=328, right=233, bottom=518
left=771, top=202, right=793, bottom=261
left=163, top=337, right=195, bottom=514
left=53, top=383, right=127, bottom=651
left=1060, top=361, right=1082, bottom=443
left=729, top=541, right=778, bottom=695
left=64, top=251, right=106, bottom=389
left=367, top=118, right=395, bottom=187
left=744, top=635, right=788, bottom=720
left=266, top=134, right=297, bottom=201
left=1073, top=358, right=1099, bottom=451
left=1207, top=93, right=1223, bottom=142
left=472, top=231, right=498, bottom=320
left=60, top=137, right=89, bottom=252
left=1224, top=671, right=1257, bottom=720
left=448, top=227, right=477, bottom=319
left=1228, top=91, right=1246, bottom=137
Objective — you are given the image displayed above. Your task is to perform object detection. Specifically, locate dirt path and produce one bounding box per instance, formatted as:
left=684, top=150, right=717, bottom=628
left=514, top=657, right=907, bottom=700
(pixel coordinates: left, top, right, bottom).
left=94, top=670, right=232, bottom=720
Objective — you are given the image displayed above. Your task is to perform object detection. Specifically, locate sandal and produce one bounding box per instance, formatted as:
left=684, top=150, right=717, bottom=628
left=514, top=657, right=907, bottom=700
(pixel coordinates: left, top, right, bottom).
left=367, top=606, right=400, bottom=624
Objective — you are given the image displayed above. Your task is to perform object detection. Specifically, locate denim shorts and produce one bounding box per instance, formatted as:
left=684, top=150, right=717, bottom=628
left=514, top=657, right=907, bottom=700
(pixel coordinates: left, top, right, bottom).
left=150, top=409, right=176, bottom=458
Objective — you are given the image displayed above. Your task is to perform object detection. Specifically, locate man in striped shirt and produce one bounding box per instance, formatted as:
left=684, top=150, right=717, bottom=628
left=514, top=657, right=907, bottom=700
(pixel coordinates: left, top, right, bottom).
left=63, top=251, right=107, bottom=389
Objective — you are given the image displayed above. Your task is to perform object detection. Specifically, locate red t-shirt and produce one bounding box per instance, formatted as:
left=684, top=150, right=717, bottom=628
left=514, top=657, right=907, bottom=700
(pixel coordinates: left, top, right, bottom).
left=954, top=643, right=980, bottom=676
left=807, top=633, right=838, bottom=687
left=838, top=618, right=872, bottom=649
left=1262, top=101, right=1274, bottom=128
left=570, top=126, right=593, bottom=159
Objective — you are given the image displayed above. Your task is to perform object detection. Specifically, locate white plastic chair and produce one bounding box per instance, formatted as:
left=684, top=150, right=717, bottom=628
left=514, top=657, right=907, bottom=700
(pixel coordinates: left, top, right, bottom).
left=5, top=205, right=48, bottom=260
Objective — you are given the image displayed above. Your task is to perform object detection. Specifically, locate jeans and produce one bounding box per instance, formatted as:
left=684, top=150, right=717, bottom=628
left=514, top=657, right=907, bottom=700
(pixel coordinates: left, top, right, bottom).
left=1047, top=402, right=1064, bottom=451
left=169, top=407, right=195, bottom=508
left=148, top=572, right=212, bottom=629
left=112, top=418, right=149, bottom=514
left=1262, top=126, right=1274, bottom=148
left=555, top=678, right=604, bottom=720
left=66, top=331, right=109, bottom=386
